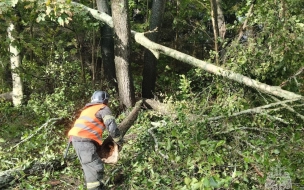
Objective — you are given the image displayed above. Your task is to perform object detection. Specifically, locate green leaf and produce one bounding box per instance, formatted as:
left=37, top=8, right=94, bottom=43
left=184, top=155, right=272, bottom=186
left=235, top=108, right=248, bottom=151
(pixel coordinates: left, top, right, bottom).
left=203, top=177, right=210, bottom=187
left=58, top=17, right=64, bottom=26
left=184, top=177, right=191, bottom=185
left=216, top=140, right=225, bottom=148
left=273, top=149, right=280, bottom=155
left=209, top=177, right=219, bottom=187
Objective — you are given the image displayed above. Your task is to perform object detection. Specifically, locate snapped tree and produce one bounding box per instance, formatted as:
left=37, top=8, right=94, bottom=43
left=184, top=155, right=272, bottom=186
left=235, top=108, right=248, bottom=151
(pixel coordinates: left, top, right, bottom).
left=74, top=2, right=303, bottom=101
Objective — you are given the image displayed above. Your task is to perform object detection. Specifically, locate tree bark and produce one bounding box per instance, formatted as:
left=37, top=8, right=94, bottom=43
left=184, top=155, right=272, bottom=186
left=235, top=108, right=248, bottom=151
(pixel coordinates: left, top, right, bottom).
left=92, top=28, right=97, bottom=84
left=216, top=0, right=225, bottom=39
left=210, top=0, right=219, bottom=65
left=142, top=0, right=166, bottom=98
left=144, top=98, right=174, bottom=117
left=118, top=99, right=143, bottom=137
left=134, top=33, right=303, bottom=100
left=72, top=2, right=303, bottom=100
left=7, top=22, right=23, bottom=106
left=96, top=0, right=117, bottom=87
left=111, top=0, right=135, bottom=108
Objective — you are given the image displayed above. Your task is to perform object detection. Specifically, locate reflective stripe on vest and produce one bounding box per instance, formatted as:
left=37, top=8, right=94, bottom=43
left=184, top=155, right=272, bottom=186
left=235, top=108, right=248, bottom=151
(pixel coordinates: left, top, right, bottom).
left=68, top=104, right=106, bottom=144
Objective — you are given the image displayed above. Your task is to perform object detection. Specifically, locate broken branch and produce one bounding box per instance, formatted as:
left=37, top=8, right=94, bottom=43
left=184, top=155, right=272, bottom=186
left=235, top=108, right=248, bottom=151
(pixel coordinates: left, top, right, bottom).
left=9, top=118, right=61, bottom=151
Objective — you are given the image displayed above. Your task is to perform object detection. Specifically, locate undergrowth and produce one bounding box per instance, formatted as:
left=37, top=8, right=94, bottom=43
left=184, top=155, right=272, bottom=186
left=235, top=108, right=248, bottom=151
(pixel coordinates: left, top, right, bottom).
left=1, top=73, right=304, bottom=189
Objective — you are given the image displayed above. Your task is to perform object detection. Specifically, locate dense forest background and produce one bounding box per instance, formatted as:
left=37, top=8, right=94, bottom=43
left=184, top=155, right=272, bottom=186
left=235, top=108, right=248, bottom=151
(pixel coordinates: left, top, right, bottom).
left=0, top=0, right=304, bottom=189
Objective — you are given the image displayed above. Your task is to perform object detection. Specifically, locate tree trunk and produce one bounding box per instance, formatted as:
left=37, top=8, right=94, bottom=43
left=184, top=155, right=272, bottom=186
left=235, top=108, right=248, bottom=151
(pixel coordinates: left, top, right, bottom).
left=118, top=99, right=143, bottom=137
left=7, top=22, right=23, bottom=106
left=216, top=0, right=225, bottom=39
left=142, top=0, right=166, bottom=98
left=144, top=98, right=175, bottom=117
left=92, top=28, right=97, bottom=85
left=79, top=44, right=86, bottom=83
left=134, top=32, right=303, bottom=100
left=111, top=0, right=135, bottom=108
left=210, top=0, right=219, bottom=65
left=96, top=0, right=117, bottom=87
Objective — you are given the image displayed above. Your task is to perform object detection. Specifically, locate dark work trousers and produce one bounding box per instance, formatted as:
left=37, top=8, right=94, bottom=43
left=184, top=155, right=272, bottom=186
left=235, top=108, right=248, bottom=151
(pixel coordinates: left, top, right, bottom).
left=71, top=136, right=104, bottom=190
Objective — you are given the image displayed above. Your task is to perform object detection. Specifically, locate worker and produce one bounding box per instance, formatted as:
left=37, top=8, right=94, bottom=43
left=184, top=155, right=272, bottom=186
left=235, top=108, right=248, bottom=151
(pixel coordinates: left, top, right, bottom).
left=68, top=91, right=122, bottom=190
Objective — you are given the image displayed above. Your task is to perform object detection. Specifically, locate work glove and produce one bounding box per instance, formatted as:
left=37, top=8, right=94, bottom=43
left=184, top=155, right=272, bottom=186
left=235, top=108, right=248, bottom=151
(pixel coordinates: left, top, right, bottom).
left=113, top=137, right=124, bottom=152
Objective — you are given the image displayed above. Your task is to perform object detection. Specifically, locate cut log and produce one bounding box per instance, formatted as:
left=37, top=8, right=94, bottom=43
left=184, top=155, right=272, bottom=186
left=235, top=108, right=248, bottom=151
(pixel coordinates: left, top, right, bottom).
left=96, top=100, right=143, bottom=162
left=98, top=136, right=119, bottom=164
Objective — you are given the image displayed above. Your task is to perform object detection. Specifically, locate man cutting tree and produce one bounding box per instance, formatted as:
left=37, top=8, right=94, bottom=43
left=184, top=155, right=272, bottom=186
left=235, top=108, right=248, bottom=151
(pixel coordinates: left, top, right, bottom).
left=68, top=91, right=122, bottom=190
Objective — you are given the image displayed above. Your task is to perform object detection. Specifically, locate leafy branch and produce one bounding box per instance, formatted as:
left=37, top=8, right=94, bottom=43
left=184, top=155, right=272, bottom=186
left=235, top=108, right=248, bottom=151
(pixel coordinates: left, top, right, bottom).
left=9, top=118, right=61, bottom=151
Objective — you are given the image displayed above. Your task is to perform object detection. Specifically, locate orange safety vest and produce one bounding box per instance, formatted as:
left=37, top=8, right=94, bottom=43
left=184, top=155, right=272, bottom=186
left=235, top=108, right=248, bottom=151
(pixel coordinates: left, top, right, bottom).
left=68, top=104, right=106, bottom=145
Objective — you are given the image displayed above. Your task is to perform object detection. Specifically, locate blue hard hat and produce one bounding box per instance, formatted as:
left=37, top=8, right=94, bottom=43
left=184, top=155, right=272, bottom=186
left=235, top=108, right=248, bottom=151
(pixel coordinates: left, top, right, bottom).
left=91, top=91, right=109, bottom=104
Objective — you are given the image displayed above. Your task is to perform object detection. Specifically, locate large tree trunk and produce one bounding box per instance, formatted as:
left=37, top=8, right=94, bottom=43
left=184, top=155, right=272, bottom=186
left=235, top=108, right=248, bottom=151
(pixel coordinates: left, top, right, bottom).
left=7, top=22, right=23, bottom=106
left=96, top=0, right=117, bottom=87
left=111, top=0, right=135, bottom=108
left=142, top=0, right=166, bottom=98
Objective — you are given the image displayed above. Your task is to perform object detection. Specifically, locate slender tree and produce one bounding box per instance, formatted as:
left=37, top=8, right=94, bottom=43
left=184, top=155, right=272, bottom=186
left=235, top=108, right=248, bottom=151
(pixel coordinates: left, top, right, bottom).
left=111, top=0, right=135, bottom=108
left=210, top=0, right=219, bottom=65
left=142, top=0, right=166, bottom=98
left=7, top=20, right=23, bottom=106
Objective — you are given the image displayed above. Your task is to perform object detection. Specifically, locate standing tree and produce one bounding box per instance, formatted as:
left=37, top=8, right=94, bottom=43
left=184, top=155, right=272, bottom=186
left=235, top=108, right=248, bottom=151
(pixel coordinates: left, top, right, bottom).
left=210, top=0, right=219, bottom=65
left=216, top=0, right=225, bottom=40
left=111, top=0, right=135, bottom=108
left=7, top=17, right=23, bottom=106
left=96, top=0, right=117, bottom=88
left=142, top=0, right=167, bottom=98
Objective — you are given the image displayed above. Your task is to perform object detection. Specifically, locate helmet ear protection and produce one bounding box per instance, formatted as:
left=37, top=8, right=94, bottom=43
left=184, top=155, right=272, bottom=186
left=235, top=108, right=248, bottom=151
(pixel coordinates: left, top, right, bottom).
left=91, top=91, right=110, bottom=104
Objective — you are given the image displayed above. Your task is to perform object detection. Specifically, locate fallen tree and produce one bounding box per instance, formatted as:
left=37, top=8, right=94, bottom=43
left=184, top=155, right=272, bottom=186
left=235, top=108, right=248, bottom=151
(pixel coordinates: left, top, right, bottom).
left=72, top=2, right=303, bottom=101
left=144, top=98, right=304, bottom=122
left=118, top=99, right=143, bottom=137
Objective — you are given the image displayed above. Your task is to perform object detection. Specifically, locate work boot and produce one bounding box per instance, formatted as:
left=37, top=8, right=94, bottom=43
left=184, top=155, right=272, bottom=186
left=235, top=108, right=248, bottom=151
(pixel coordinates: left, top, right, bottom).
left=87, top=183, right=105, bottom=190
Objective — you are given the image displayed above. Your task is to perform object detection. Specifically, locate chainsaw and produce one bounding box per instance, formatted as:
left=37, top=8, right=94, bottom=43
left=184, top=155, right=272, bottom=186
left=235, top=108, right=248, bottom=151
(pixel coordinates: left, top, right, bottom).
left=64, top=136, right=120, bottom=164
